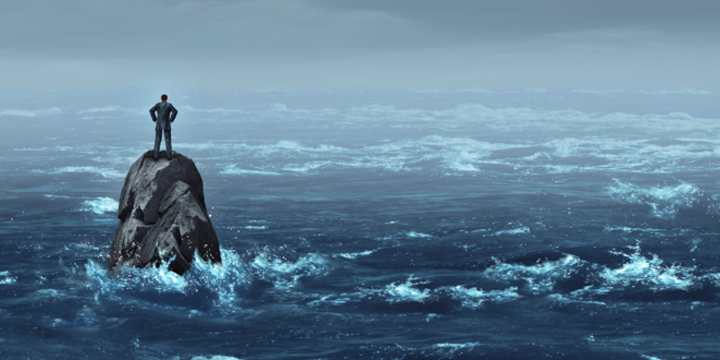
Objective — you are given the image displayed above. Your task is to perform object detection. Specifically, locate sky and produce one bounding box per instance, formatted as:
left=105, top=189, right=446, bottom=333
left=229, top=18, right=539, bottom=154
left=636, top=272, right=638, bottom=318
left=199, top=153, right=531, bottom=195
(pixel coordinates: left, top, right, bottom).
left=1, top=0, right=719, bottom=91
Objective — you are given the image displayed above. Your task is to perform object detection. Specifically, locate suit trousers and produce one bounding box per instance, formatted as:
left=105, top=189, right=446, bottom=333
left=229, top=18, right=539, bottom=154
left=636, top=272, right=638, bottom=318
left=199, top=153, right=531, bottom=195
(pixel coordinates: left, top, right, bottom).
left=154, top=129, right=172, bottom=159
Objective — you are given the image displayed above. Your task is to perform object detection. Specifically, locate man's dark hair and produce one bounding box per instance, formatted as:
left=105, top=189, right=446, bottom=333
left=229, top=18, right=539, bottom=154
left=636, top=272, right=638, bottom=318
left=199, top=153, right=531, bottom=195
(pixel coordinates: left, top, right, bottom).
left=161, top=94, right=168, bottom=101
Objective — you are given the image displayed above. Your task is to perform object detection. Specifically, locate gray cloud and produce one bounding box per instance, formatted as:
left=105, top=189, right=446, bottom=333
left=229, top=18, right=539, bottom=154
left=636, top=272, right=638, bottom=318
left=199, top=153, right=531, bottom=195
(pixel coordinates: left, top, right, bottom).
left=1, top=0, right=718, bottom=90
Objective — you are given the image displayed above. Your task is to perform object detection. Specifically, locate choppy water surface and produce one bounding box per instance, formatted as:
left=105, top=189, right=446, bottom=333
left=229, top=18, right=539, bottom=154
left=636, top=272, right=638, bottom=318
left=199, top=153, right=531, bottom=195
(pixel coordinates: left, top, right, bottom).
left=2, top=89, right=720, bottom=359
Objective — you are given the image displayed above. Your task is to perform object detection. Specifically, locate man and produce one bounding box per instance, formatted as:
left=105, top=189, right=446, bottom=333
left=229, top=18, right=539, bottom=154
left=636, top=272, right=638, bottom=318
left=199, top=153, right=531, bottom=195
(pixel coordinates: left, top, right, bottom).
left=149, top=94, right=178, bottom=160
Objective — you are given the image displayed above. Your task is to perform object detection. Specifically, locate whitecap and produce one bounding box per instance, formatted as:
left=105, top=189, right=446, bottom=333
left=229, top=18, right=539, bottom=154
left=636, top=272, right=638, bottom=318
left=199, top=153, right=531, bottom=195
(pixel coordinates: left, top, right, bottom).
left=492, top=227, right=530, bottom=236
left=607, top=179, right=700, bottom=218
left=77, top=105, right=122, bottom=114
left=250, top=252, right=329, bottom=290
left=86, top=248, right=250, bottom=310
left=220, top=165, right=281, bottom=176
left=405, top=231, right=432, bottom=238
left=379, top=277, right=432, bottom=303
left=243, top=226, right=267, bottom=230
left=0, top=271, right=16, bottom=285
left=79, top=197, right=118, bottom=215
left=336, top=250, right=375, bottom=260
left=42, top=166, right=124, bottom=179
left=599, top=246, right=695, bottom=291
left=444, top=285, right=520, bottom=308
left=483, top=255, right=584, bottom=293
left=0, top=107, right=61, bottom=117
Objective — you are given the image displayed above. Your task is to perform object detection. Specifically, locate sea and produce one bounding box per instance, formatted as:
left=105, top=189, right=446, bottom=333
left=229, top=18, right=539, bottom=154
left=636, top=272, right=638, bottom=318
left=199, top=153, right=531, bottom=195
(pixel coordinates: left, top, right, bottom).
left=1, top=88, right=719, bottom=359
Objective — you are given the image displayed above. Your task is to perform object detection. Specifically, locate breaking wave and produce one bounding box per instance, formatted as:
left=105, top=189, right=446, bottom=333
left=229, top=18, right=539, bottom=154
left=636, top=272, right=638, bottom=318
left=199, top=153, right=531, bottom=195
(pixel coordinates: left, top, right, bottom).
left=79, top=197, right=119, bottom=215
left=607, top=179, right=700, bottom=218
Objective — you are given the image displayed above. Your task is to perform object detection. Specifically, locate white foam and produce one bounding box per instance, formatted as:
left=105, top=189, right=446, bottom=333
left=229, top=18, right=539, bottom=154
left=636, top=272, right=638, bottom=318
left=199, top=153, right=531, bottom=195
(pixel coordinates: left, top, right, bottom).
left=445, top=286, right=520, bottom=308
left=77, top=106, right=121, bottom=114
left=80, top=197, right=118, bottom=215
left=182, top=106, right=245, bottom=114
left=43, top=166, right=125, bottom=179
left=573, top=88, right=711, bottom=95
left=483, top=255, right=584, bottom=293
left=640, top=354, right=664, bottom=360
left=603, top=226, right=663, bottom=233
left=599, top=246, right=695, bottom=291
left=405, top=231, right=432, bottom=238
left=220, top=165, right=280, bottom=176
left=0, top=107, right=61, bottom=117
left=432, top=342, right=482, bottom=349
left=0, top=271, right=16, bottom=285
left=336, top=250, right=375, bottom=259
left=43, top=194, right=71, bottom=200
left=250, top=252, right=329, bottom=290
left=86, top=248, right=250, bottom=309
left=380, top=277, right=432, bottom=303
left=492, top=227, right=530, bottom=236
left=607, top=179, right=700, bottom=218
left=191, top=356, right=243, bottom=360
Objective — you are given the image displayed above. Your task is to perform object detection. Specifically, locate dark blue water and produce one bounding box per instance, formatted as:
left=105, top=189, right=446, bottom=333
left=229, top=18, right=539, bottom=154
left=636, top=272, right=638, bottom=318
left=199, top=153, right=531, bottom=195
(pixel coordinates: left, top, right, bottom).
left=2, top=89, right=720, bottom=359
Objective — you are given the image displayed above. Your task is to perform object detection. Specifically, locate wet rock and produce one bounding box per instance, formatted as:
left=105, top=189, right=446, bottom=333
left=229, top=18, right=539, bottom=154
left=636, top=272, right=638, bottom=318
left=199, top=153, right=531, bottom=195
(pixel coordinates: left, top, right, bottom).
left=108, top=150, right=221, bottom=275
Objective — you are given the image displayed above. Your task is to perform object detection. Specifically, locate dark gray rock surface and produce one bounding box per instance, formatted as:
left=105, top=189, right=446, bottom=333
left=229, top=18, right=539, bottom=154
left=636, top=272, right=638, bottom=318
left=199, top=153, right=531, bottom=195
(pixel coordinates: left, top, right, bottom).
left=108, top=150, right=222, bottom=275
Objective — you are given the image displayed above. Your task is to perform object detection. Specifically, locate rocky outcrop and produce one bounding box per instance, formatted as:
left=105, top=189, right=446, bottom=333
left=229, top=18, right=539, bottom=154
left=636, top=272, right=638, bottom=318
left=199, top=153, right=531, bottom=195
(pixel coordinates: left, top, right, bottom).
left=108, top=150, right=221, bottom=275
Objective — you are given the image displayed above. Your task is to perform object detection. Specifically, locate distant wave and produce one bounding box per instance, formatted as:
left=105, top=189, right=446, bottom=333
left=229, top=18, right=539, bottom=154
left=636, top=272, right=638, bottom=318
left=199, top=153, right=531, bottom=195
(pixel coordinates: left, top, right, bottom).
left=79, top=197, right=118, bottom=215
left=414, top=88, right=547, bottom=94
left=77, top=105, right=121, bottom=114
left=220, top=165, right=281, bottom=176
left=182, top=106, right=245, bottom=114
left=606, top=179, right=700, bottom=218
left=41, top=166, right=125, bottom=179
left=572, top=88, right=712, bottom=95
left=0, top=107, right=61, bottom=117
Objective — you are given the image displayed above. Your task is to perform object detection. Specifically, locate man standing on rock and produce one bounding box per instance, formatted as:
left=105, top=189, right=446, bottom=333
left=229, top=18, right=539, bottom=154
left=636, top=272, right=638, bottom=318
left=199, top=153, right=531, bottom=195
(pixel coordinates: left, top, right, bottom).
left=149, top=94, right=178, bottom=160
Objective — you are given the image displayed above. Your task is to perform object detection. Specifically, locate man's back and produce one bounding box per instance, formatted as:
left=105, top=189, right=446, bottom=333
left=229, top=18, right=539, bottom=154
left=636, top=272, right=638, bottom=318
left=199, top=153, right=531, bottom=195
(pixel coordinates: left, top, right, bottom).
left=150, top=102, right=178, bottom=131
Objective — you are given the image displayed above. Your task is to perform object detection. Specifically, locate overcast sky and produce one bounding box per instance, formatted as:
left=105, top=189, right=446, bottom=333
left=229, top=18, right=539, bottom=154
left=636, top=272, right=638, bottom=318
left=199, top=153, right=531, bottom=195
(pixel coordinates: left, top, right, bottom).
left=2, top=0, right=719, bottom=91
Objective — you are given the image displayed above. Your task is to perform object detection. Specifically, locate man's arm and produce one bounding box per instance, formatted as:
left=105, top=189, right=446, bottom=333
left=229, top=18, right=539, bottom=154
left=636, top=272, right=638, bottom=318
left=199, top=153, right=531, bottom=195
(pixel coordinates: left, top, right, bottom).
left=149, top=104, right=158, bottom=123
left=169, top=104, right=178, bottom=123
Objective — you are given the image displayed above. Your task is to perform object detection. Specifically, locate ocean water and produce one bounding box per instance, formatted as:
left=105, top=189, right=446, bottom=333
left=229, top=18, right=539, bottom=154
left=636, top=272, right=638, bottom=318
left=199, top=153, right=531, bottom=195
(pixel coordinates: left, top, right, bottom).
left=1, top=89, right=720, bottom=359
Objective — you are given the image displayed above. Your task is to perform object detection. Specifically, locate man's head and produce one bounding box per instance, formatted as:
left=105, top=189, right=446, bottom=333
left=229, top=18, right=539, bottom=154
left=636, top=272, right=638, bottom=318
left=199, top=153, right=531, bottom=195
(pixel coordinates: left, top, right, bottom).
left=161, top=94, right=168, bottom=102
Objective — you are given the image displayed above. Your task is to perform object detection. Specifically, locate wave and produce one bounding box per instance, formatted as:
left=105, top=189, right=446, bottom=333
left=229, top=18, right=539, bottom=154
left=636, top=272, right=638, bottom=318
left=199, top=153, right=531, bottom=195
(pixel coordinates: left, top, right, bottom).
left=220, top=165, right=281, bottom=176
left=405, top=231, right=432, bottom=238
left=606, top=179, right=700, bottom=218
left=372, top=276, right=433, bottom=303
left=491, top=226, right=530, bottom=236
left=77, top=106, right=122, bottom=114
left=192, top=134, right=720, bottom=176
left=249, top=252, right=330, bottom=290
left=336, top=250, right=375, bottom=259
left=572, top=88, right=712, bottom=95
left=0, top=107, right=61, bottom=117
left=445, top=286, right=520, bottom=308
left=41, top=166, right=125, bottom=179
left=598, top=245, right=695, bottom=291
left=182, top=106, right=245, bottom=114
left=0, top=271, right=16, bottom=285
left=79, top=197, right=118, bottom=215
left=86, top=249, right=250, bottom=310
left=483, top=255, right=585, bottom=293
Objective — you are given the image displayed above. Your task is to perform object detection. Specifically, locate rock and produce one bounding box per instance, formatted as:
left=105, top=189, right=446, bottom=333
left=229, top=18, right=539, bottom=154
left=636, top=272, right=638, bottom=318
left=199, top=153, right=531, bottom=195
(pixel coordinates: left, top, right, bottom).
left=108, top=150, right=222, bottom=275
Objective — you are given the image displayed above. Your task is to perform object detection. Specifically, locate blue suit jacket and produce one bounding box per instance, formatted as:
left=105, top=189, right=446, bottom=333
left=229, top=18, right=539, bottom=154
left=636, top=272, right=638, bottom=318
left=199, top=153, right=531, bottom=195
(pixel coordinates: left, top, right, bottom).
left=149, top=102, right=178, bottom=131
